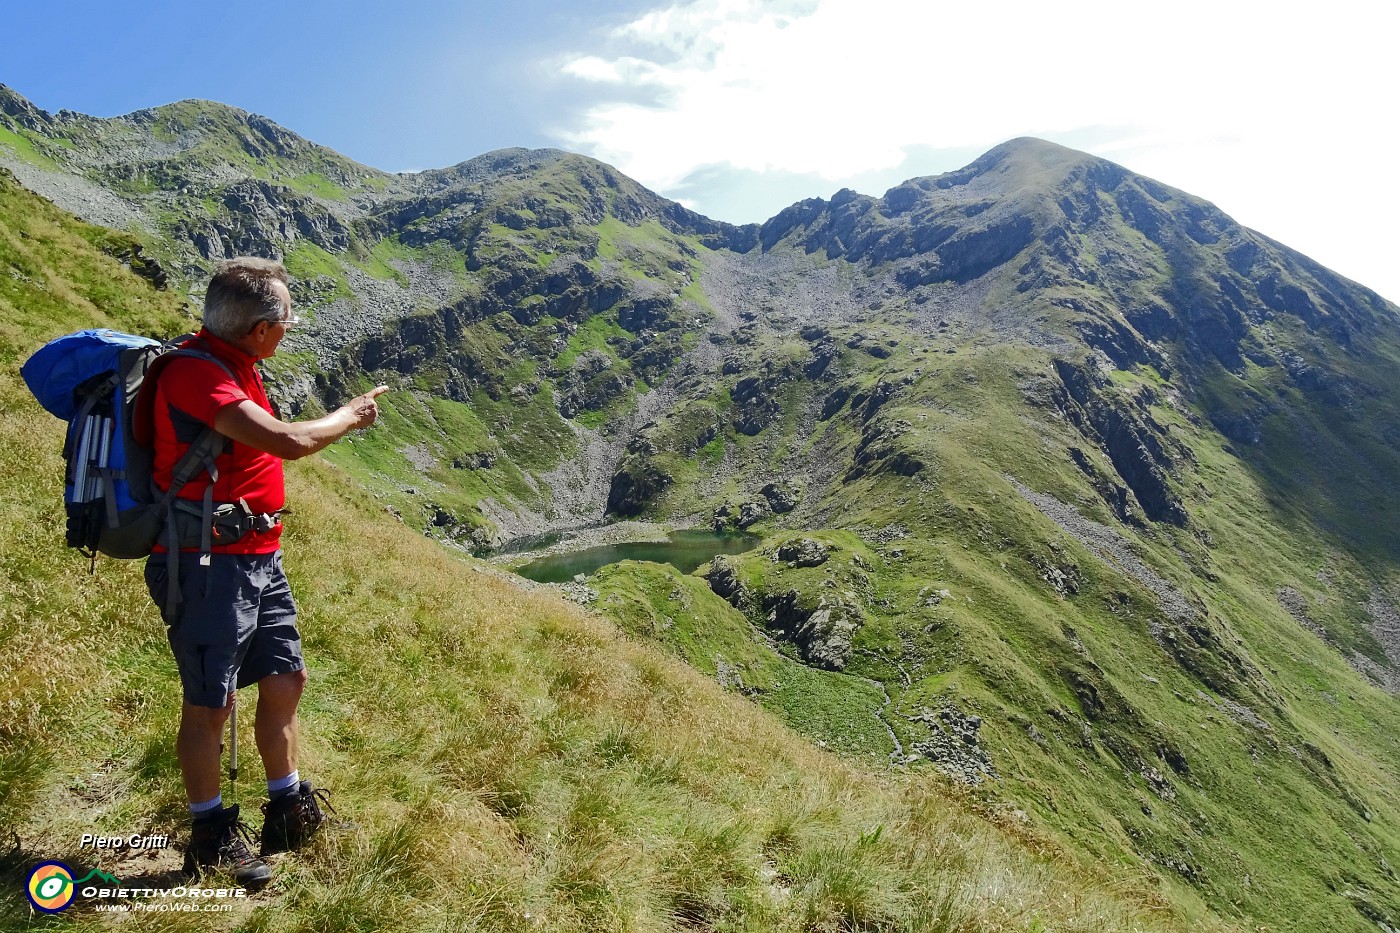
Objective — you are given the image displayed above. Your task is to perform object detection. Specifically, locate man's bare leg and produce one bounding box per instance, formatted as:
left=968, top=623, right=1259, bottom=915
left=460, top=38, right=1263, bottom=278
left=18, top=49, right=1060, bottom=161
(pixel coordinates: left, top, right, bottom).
left=255, top=669, right=308, bottom=781
left=177, top=694, right=234, bottom=805
left=177, top=690, right=270, bottom=886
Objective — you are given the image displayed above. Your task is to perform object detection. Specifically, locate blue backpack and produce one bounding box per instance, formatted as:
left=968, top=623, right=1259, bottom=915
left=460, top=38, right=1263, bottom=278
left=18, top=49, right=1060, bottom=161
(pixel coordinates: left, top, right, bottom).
left=21, top=328, right=232, bottom=565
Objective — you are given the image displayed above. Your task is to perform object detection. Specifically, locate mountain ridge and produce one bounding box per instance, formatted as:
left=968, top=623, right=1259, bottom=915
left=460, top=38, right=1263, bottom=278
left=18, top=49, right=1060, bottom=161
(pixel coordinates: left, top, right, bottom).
left=7, top=82, right=1393, bottom=303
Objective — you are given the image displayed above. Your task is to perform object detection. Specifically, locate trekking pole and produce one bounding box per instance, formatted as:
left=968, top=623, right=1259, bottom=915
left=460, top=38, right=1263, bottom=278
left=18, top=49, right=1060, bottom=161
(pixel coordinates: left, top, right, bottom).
left=72, top=415, right=93, bottom=503
left=229, top=695, right=239, bottom=782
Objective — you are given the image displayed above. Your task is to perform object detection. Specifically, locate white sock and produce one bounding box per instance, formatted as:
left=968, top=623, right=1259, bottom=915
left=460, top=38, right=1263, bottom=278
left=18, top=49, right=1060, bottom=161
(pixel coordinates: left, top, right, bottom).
left=268, top=770, right=300, bottom=800
left=189, top=794, right=222, bottom=818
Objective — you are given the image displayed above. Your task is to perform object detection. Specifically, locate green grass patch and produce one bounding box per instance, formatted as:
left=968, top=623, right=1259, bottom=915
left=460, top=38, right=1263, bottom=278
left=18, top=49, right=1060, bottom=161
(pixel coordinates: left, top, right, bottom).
left=286, top=170, right=350, bottom=200
left=347, top=236, right=415, bottom=285
left=556, top=311, right=627, bottom=371
left=284, top=239, right=353, bottom=302
left=0, top=124, right=62, bottom=170
left=592, top=559, right=898, bottom=763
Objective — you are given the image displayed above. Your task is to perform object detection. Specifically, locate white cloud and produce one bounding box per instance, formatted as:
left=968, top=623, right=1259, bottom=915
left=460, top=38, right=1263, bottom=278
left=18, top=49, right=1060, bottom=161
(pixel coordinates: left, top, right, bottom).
left=563, top=57, right=629, bottom=83
left=556, top=0, right=1400, bottom=299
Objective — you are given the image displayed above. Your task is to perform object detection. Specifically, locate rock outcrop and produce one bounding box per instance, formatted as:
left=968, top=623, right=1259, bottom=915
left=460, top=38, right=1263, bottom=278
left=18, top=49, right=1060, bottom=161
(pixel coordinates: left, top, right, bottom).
left=1051, top=359, right=1187, bottom=526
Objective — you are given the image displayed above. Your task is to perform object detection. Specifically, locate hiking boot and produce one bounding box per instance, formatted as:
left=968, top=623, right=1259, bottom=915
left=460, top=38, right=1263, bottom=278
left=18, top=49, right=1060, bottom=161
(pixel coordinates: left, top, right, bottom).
left=260, top=781, right=333, bottom=855
left=184, top=805, right=272, bottom=889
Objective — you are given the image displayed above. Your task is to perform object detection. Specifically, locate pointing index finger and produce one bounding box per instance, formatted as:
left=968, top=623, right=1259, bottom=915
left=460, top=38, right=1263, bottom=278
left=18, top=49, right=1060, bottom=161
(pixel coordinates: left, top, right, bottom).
left=366, top=385, right=390, bottom=399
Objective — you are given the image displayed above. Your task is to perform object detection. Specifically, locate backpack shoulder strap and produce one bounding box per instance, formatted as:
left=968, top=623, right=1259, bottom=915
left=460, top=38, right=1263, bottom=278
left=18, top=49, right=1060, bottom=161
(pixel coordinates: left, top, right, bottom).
left=132, top=342, right=237, bottom=447
left=140, top=340, right=241, bottom=624
left=141, top=342, right=237, bottom=500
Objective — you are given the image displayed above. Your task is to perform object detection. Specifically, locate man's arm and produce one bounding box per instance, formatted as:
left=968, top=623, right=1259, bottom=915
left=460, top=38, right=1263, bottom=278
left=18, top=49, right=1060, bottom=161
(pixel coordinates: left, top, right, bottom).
left=212, top=386, right=389, bottom=460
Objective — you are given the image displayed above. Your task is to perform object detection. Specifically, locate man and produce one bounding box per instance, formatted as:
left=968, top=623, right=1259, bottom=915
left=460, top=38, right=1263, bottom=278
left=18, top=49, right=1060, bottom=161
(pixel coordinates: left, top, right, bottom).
left=144, top=257, right=387, bottom=887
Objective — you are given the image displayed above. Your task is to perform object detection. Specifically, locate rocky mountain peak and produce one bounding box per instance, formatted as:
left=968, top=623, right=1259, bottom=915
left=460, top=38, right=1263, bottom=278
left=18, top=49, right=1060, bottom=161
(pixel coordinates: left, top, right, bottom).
left=0, top=83, right=51, bottom=129
left=960, top=135, right=1101, bottom=180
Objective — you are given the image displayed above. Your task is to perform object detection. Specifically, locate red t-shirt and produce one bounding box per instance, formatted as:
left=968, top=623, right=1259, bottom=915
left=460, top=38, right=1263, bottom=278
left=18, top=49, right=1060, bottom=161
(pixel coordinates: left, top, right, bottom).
left=151, top=330, right=284, bottom=553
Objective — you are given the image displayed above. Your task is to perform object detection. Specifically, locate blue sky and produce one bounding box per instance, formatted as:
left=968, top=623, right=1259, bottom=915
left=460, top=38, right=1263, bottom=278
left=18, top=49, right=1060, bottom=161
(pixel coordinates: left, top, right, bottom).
left=6, top=0, right=1398, bottom=301
left=4, top=0, right=654, bottom=169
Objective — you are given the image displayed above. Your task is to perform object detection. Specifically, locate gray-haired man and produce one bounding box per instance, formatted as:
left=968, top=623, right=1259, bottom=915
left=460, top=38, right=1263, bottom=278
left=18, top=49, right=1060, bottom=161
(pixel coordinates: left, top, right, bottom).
left=145, top=257, right=386, bottom=886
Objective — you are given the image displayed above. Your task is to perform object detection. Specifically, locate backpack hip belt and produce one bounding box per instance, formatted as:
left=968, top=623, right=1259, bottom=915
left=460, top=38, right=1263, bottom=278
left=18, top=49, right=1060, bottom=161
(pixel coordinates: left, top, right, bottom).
left=168, top=499, right=284, bottom=549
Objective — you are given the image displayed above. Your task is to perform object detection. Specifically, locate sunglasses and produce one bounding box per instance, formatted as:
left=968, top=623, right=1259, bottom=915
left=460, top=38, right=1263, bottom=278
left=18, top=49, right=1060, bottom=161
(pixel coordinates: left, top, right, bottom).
left=266, top=313, right=301, bottom=331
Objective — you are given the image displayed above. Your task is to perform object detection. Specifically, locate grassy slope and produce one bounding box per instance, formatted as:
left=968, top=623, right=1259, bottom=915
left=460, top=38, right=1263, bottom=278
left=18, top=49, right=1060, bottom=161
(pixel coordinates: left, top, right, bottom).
left=118, top=98, right=389, bottom=200
left=0, top=171, right=1235, bottom=930
left=590, top=558, right=896, bottom=762
left=589, top=283, right=1400, bottom=931
left=889, top=349, right=1400, bottom=930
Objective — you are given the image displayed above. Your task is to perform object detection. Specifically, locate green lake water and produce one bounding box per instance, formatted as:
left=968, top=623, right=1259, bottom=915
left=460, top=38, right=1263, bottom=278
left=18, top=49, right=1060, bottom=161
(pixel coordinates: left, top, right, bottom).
left=515, top=529, right=759, bottom=583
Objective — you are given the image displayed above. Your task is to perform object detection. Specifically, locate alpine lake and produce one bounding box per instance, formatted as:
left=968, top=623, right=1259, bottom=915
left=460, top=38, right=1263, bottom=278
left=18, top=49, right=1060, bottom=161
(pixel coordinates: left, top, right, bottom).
left=513, top=528, right=759, bottom=583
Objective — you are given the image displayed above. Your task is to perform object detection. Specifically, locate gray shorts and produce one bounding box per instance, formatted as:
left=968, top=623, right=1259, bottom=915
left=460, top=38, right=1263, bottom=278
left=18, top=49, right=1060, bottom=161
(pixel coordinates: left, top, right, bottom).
left=145, top=551, right=304, bottom=708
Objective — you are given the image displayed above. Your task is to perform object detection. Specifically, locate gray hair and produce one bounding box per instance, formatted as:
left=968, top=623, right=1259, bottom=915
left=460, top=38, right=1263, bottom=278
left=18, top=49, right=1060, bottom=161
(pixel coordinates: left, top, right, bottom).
left=202, top=257, right=290, bottom=340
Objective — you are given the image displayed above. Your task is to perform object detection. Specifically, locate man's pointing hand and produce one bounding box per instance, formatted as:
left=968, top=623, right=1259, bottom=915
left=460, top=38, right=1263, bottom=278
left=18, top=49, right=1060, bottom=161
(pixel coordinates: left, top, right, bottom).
left=346, top=385, right=390, bottom=430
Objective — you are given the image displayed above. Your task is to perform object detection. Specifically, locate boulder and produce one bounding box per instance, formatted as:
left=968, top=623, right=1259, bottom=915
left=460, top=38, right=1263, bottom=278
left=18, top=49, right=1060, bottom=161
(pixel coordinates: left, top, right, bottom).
left=606, top=455, right=672, bottom=517
left=704, top=556, right=749, bottom=608
left=760, top=481, right=800, bottom=514
left=737, top=499, right=770, bottom=528
left=820, top=387, right=850, bottom=420
left=776, top=537, right=828, bottom=567
left=804, top=341, right=838, bottom=378
left=760, top=588, right=860, bottom=670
